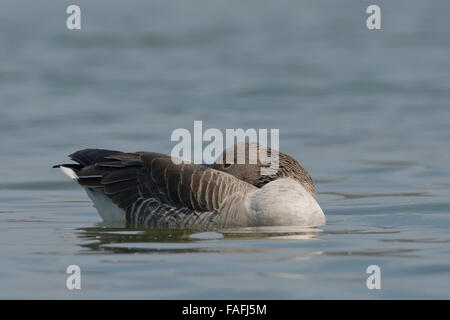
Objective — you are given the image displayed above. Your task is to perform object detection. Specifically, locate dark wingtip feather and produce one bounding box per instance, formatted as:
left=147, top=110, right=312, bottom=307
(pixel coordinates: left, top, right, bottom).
left=69, top=149, right=121, bottom=166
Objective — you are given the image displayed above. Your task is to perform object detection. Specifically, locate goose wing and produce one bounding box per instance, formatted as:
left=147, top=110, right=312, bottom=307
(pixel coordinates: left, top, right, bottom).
left=55, top=149, right=256, bottom=217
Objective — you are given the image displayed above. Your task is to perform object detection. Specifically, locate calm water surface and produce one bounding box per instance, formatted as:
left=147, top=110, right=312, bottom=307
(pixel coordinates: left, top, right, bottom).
left=1, top=0, right=450, bottom=298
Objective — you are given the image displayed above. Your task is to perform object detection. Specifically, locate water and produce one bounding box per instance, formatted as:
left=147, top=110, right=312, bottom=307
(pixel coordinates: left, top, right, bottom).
left=1, top=0, right=450, bottom=299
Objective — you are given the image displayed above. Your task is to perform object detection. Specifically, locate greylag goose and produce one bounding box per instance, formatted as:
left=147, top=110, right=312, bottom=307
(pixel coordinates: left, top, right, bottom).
left=54, top=142, right=325, bottom=228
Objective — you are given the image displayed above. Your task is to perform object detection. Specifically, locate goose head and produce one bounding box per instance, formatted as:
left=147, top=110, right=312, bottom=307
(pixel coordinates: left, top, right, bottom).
left=212, top=142, right=316, bottom=198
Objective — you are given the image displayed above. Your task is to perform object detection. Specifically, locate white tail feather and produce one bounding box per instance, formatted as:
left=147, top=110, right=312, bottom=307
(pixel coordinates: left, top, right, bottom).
left=84, top=188, right=126, bottom=222
left=60, top=166, right=78, bottom=180
left=60, top=165, right=125, bottom=222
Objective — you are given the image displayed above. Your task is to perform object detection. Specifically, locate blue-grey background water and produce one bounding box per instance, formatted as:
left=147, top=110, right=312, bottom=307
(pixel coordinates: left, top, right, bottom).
left=1, top=0, right=449, bottom=299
